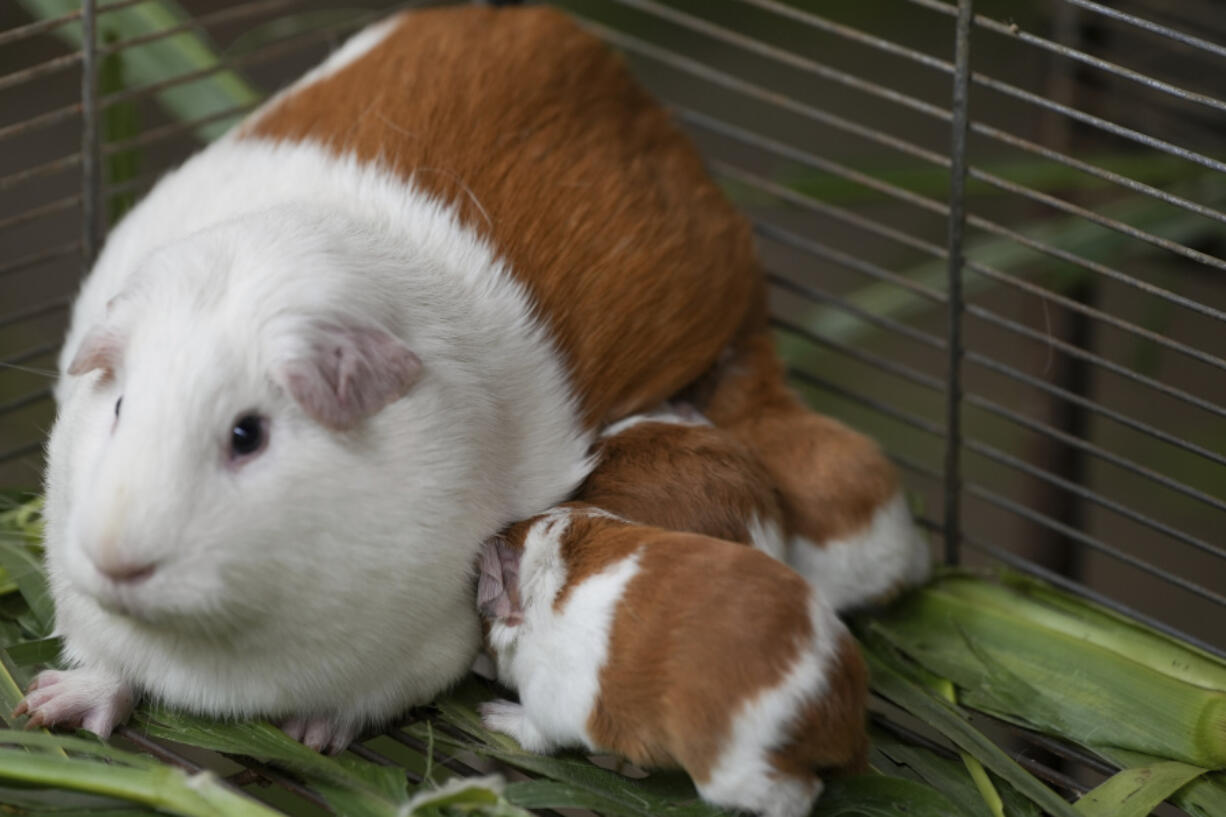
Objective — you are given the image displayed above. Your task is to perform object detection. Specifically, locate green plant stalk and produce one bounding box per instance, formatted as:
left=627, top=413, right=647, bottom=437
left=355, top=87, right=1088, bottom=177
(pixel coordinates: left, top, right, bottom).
left=0, top=746, right=282, bottom=817
left=17, top=0, right=261, bottom=142
left=868, top=579, right=1226, bottom=768
left=1073, top=760, right=1205, bottom=817
left=996, top=573, right=1226, bottom=692
left=861, top=640, right=1082, bottom=817
left=931, top=678, right=1005, bottom=817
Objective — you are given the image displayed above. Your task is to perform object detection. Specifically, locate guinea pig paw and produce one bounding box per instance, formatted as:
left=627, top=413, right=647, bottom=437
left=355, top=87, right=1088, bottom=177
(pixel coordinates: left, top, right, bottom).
left=478, top=699, right=550, bottom=753
left=278, top=715, right=357, bottom=755
left=14, top=669, right=133, bottom=738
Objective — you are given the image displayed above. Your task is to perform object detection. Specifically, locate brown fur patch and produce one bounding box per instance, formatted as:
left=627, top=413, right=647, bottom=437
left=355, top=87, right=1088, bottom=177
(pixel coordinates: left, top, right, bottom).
left=583, top=526, right=816, bottom=782
left=702, top=331, right=900, bottom=544
left=769, top=631, right=870, bottom=781
left=582, top=423, right=783, bottom=545
left=242, top=5, right=760, bottom=428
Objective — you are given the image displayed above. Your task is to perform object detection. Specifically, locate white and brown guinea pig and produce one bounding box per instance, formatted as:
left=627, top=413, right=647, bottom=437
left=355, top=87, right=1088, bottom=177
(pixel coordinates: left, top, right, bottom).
left=23, top=5, right=760, bottom=751
left=581, top=404, right=788, bottom=560
left=579, top=403, right=928, bottom=612
left=696, top=335, right=933, bottom=612
left=477, top=507, right=869, bottom=817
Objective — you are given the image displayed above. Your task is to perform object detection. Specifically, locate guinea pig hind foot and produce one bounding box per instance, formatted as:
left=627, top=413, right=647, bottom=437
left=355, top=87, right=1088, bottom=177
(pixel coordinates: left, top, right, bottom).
left=13, top=668, right=134, bottom=738
left=279, top=714, right=359, bottom=755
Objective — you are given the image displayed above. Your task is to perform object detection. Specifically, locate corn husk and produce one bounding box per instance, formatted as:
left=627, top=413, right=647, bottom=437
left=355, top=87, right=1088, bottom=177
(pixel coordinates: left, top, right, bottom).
left=865, top=575, right=1226, bottom=769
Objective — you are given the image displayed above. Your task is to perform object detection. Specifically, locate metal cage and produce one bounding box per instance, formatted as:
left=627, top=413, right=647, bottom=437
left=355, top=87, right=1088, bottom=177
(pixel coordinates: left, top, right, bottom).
left=2, top=0, right=1224, bottom=813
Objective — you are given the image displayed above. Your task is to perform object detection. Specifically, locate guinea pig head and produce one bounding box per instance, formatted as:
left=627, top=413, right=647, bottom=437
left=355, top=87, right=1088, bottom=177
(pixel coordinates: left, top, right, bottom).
left=53, top=213, right=425, bottom=636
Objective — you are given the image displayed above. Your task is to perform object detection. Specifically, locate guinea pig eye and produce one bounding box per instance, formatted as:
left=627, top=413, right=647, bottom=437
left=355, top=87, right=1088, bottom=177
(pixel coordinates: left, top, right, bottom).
left=229, top=413, right=267, bottom=460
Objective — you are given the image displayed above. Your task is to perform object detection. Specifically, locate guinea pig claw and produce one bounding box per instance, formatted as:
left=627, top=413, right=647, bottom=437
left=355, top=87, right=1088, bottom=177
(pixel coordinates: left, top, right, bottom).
left=13, top=668, right=133, bottom=738
left=279, top=715, right=357, bottom=755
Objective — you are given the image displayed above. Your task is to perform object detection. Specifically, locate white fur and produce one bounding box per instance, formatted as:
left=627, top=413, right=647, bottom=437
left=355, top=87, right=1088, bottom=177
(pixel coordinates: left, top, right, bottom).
left=42, top=129, right=594, bottom=733
left=599, top=404, right=711, bottom=438
left=788, top=492, right=931, bottom=612
left=484, top=511, right=641, bottom=752
left=746, top=513, right=787, bottom=562
left=698, top=593, right=841, bottom=817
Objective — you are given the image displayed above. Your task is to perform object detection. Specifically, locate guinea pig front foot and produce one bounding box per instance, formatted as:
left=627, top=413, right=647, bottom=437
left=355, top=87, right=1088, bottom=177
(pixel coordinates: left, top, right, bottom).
left=13, top=668, right=134, bottom=738
left=478, top=699, right=553, bottom=754
left=279, top=714, right=359, bottom=755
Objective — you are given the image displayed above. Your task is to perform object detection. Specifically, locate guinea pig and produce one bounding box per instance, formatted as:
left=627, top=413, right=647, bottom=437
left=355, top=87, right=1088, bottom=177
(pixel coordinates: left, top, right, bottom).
left=20, top=5, right=761, bottom=750
left=477, top=506, right=869, bottom=817
left=697, top=334, right=932, bottom=612
left=581, top=403, right=787, bottom=558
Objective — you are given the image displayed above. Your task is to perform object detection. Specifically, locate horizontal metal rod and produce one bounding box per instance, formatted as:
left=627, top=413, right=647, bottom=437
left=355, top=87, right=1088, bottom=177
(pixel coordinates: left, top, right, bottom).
left=754, top=220, right=946, bottom=304
left=105, top=102, right=258, bottom=154
left=706, top=156, right=948, bottom=259
left=0, top=51, right=81, bottom=95
left=0, top=0, right=149, bottom=48
left=706, top=145, right=1226, bottom=385
left=890, top=450, right=944, bottom=483
left=966, top=391, right=1226, bottom=515
left=902, top=0, right=1226, bottom=115
left=965, top=302, right=1226, bottom=423
left=0, top=296, right=70, bottom=332
left=0, top=151, right=81, bottom=192
left=0, top=440, right=42, bottom=465
left=347, top=743, right=424, bottom=784
left=0, top=194, right=80, bottom=235
left=965, top=481, right=1226, bottom=607
left=604, top=1, right=1226, bottom=271
left=965, top=435, right=1225, bottom=561
left=768, top=281, right=947, bottom=352
left=0, top=242, right=79, bottom=279
left=1, top=342, right=58, bottom=369
left=772, top=315, right=946, bottom=389
left=0, top=388, right=53, bottom=418
left=680, top=105, right=1226, bottom=331
left=965, top=348, right=1226, bottom=469
left=758, top=213, right=1226, bottom=469
left=97, top=0, right=301, bottom=58
left=964, top=262, right=1226, bottom=377
left=787, top=367, right=947, bottom=438
left=775, top=299, right=1226, bottom=522
left=964, top=534, right=1226, bottom=662
left=1066, top=0, right=1226, bottom=59
left=727, top=0, right=1226, bottom=228
left=0, top=102, right=80, bottom=145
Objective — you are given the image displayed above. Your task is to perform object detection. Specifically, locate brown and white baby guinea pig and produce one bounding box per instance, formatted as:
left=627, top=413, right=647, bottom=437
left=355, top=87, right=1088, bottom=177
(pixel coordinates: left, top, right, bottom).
left=578, top=405, right=788, bottom=559
left=476, top=507, right=869, bottom=817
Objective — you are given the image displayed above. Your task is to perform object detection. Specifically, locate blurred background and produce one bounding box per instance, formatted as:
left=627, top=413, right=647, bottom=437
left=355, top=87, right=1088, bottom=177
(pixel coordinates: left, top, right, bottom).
left=1, top=0, right=1223, bottom=653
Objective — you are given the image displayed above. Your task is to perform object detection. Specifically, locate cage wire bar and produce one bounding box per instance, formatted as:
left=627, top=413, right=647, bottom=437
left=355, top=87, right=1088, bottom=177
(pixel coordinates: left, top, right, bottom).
left=1, top=0, right=1226, bottom=811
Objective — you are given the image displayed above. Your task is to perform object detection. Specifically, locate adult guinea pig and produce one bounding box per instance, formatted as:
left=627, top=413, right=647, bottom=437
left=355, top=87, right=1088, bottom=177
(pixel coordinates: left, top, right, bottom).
left=18, top=5, right=759, bottom=751
left=478, top=506, right=869, bottom=817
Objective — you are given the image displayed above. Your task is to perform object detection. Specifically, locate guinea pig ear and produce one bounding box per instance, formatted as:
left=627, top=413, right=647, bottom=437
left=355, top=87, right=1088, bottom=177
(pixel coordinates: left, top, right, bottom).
left=66, top=326, right=124, bottom=379
left=282, top=323, right=422, bottom=431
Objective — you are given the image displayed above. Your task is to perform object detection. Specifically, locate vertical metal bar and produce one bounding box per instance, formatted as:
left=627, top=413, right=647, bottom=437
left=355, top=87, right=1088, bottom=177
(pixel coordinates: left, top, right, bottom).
left=80, top=0, right=102, bottom=274
left=942, top=0, right=973, bottom=565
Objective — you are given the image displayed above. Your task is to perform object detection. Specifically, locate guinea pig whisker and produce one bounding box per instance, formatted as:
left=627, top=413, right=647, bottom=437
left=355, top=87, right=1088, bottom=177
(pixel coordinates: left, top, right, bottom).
left=0, top=361, right=57, bottom=378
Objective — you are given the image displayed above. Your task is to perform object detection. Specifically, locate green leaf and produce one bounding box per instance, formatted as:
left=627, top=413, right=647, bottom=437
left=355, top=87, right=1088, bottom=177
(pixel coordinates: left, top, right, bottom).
left=17, top=0, right=262, bottom=142
left=1101, top=750, right=1226, bottom=817
left=0, top=744, right=281, bottom=817
left=1074, top=761, right=1205, bottom=817
left=0, top=540, right=52, bottom=637
left=406, top=775, right=534, bottom=816
left=134, top=707, right=408, bottom=817
left=859, top=635, right=1082, bottom=817
left=811, top=774, right=979, bottom=817
left=5, top=635, right=64, bottom=667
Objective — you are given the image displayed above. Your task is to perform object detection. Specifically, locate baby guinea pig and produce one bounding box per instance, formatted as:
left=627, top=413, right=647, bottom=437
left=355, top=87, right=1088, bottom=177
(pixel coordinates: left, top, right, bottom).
left=579, top=404, right=787, bottom=559
left=477, top=507, right=868, bottom=817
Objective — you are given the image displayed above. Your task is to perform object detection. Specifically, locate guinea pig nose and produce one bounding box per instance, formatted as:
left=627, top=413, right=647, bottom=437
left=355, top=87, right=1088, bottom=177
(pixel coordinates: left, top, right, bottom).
left=97, top=560, right=158, bottom=584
